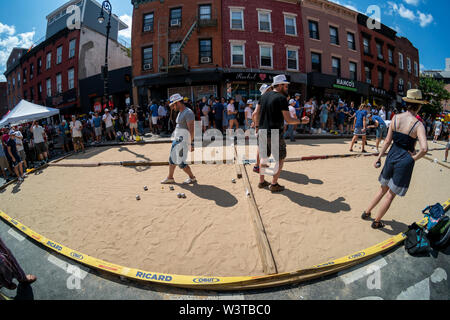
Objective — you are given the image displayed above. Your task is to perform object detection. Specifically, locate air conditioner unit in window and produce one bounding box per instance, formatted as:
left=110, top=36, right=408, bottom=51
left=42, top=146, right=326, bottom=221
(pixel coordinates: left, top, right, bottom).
left=143, top=64, right=152, bottom=71
left=200, top=57, right=211, bottom=64
left=170, top=19, right=181, bottom=27
left=143, top=26, right=152, bottom=32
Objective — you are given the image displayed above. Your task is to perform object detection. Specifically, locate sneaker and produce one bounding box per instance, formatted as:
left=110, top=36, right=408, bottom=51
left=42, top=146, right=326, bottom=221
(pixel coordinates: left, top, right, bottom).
left=269, top=183, right=285, bottom=193
left=253, top=166, right=260, bottom=174
left=161, top=178, right=176, bottom=185
left=258, top=181, right=271, bottom=189
left=18, top=177, right=24, bottom=183
left=183, top=177, right=197, bottom=185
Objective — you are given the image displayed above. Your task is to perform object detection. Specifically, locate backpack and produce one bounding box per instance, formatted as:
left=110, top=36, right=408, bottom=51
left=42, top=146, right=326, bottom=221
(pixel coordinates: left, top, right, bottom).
left=428, top=216, right=450, bottom=248
left=422, top=203, right=446, bottom=235
left=405, top=223, right=431, bottom=255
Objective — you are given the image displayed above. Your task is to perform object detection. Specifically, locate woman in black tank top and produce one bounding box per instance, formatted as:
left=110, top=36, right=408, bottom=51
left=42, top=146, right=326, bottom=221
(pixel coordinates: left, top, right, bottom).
left=361, top=90, right=429, bottom=229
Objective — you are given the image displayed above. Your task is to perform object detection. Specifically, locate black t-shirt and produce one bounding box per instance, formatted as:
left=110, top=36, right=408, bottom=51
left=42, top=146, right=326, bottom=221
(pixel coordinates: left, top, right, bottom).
left=6, top=138, right=20, bottom=161
left=137, top=108, right=145, bottom=121
left=259, top=91, right=289, bottom=132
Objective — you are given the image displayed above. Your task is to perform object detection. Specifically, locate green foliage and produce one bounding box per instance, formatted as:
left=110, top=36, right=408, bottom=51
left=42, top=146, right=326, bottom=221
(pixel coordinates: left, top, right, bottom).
left=419, top=76, right=450, bottom=114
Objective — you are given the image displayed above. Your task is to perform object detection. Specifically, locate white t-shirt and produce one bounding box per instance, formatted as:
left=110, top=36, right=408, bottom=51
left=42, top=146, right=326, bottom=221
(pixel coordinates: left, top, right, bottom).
left=70, top=121, right=83, bottom=138
left=244, top=106, right=253, bottom=119
left=103, top=113, right=114, bottom=128
left=15, top=131, right=24, bottom=151
left=158, top=106, right=167, bottom=117
left=32, top=126, right=45, bottom=144
left=288, top=106, right=297, bottom=119
left=202, top=105, right=210, bottom=117
left=227, top=104, right=235, bottom=114
left=379, top=110, right=386, bottom=121
left=304, top=104, right=313, bottom=114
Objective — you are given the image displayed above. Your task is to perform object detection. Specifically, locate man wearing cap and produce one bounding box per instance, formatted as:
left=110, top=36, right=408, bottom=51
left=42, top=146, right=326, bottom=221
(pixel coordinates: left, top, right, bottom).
left=161, top=93, right=197, bottom=185
left=258, top=75, right=309, bottom=192
left=13, top=128, right=28, bottom=170
left=30, top=121, right=49, bottom=164
left=5, top=131, right=26, bottom=182
left=283, top=99, right=299, bottom=142
left=70, top=115, right=85, bottom=153
left=102, top=109, right=116, bottom=141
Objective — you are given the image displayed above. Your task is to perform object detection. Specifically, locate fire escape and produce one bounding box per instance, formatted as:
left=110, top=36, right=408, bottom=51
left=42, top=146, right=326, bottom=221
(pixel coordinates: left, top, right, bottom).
left=158, top=8, right=218, bottom=73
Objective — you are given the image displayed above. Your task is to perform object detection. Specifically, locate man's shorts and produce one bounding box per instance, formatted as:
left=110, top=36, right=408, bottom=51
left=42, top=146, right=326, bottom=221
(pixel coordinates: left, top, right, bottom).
left=169, top=139, right=189, bottom=169
left=94, top=127, right=102, bottom=137
left=73, top=137, right=83, bottom=145
left=18, top=150, right=26, bottom=162
left=337, top=118, right=345, bottom=125
left=130, top=122, right=138, bottom=129
left=8, top=155, right=22, bottom=168
left=257, top=133, right=287, bottom=161
left=201, top=116, right=209, bottom=127
left=376, top=125, right=387, bottom=139
left=105, top=126, right=114, bottom=135
left=354, top=127, right=366, bottom=136
left=35, top=142, right=47, bottom=154
left=0, top=156, right=9, bottom=170
left=152, top=117, right=159, bottom=125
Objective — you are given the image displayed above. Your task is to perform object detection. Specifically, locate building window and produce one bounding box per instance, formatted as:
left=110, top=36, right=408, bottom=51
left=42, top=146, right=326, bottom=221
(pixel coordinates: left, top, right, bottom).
left=30, top=64, right=34, bottom=80
left=38, top=83, right=42, bottom=100
left=389, top=75, right=394, bottom=91
left=169, top=42, right=181, bottom=65
left=170, top=7, right=182, bottom=27
left=142, top=46, right=153, bottom=70
left=56, top=73, right=62, bottom=93
left=407, top=57, right=412, bottom=73
left=57, top=46, right=63, bottom=64
left=398, top=78, right=404, bottom=92
left=332, top=57, right=341, bottom=77
left=349, top=62, right=357, bottom=81
left=286, top=48, right=298, bottom=70
left=46, top=78, right=52, bottom=97
left=30, top=88, right=34, bottom=102
left=408, top=81, right=412, bottom=90
left=311, top=52, right=321, bottom=72
left=378, top=70, right=384, bottom=88
left=69, top=39, right=76, bottom=58
left=259, top=45, right=273, bottom=68
left=143, top=13, right=154, bottom=32
left=199, top=39, right=212, bottom=64
left=199, top=5, right=211, bottom=20
left=37, top=58, right=42, bottom=74
left=388, top=48, right=393, bottom=64
left=309, top=21, right=319, bottom=40
left=12, top=77, right=15, bottom=89
left=68, top=68, right=74, bottom=90
left=363, top=37, right=370, bottom=54
left=230, top=9, right=244, bottom=30
left=258, top=11, right=271, bottom=32
left=284, top=15, right=296, bottom=36
left=347, top=32, right=355, bottom=50
left=231, top=44, right=245, bottom=66
left=414, top=61, right=418, bottom=77
left=399, top=53, right=404, bottom=70
left=46, top=52, right=52, bottom=69
left=376, top=42, right=383, bottom=60
left=23, top=68, right=27, bottom=84
left=329, top=26, right=339, bottom=45
left=365, top=66, right=372, bottom=84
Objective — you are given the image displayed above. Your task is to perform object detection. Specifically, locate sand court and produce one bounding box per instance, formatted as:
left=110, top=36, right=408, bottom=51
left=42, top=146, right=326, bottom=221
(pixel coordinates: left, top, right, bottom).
left=0, top=142, right=448, bottom=280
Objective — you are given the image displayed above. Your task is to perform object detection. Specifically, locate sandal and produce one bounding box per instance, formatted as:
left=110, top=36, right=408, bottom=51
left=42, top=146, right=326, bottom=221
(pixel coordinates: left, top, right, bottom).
left=361, top=211, right=371, bottom=220
left=372, top=221, right=385, bottom=229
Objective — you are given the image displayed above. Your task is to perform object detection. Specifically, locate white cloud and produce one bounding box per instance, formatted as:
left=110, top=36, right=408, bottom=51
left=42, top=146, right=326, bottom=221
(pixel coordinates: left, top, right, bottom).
left=404, top=0, right=420, bottom=6
left=398, top=4, right=416, bottom=21
left=0, top=22, right=35, bottom=80
left=118, top=14, right=132, bottom=40
left=417, top=11, right=433, bottom=27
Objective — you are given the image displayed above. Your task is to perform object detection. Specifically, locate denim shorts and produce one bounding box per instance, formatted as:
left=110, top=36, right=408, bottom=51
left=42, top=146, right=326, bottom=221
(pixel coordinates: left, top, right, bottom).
left=376, top=125, right=387, bottom=139
left=169, top=139, right=189, bottom=169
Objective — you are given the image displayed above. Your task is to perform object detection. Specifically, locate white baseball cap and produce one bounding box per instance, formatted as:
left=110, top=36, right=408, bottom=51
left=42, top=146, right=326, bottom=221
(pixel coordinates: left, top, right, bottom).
left=272, top=75, right=290, bottom=86
left=247, top=100, right=254, bottom=105
left=289, top=99, right=296, bottom=105
left=169, top=93, right=184, bottom=106
left=259, top=84, right=271, bottom=95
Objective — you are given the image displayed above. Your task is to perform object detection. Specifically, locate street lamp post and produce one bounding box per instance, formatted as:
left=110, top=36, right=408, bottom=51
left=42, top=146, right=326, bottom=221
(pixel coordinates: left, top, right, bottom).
left=98, top=0, right=112, bottom=111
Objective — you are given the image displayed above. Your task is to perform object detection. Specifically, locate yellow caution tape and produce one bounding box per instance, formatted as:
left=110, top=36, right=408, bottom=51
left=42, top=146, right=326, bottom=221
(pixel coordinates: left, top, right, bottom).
left=1, top=198, right=449, bottom=289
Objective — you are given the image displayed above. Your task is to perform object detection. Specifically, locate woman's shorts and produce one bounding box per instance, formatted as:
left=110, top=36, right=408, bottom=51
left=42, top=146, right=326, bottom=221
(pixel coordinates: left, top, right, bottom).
left=130, top=122, right=138, bottom=129
left=354, top=127, right=366, bottom=136
left=201, top=116, right=209, bottom=127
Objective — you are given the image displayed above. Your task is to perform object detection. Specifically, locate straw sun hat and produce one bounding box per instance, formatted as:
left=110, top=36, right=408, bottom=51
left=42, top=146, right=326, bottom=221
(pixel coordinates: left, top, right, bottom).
left=402, top=89, right=429, bottom=105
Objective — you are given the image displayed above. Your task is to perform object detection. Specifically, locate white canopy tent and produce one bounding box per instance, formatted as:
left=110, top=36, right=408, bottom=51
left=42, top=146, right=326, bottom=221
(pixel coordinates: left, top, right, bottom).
left=0, top=100, right=60, bottom=128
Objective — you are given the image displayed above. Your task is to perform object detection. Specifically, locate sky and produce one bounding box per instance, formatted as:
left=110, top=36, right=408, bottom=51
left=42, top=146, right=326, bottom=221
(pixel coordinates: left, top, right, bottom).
left=0, top=0, right=448, bottom=82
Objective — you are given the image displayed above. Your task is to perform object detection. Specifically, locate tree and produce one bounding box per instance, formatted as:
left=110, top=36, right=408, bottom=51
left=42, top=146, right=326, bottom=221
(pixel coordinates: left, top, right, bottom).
left=419, top=76, right=450, bottom=115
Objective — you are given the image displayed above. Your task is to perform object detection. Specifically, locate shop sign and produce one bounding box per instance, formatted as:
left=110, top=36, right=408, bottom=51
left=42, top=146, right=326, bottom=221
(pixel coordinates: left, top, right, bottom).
left=226, top=72, right=286, bottom=83
left=333, top=79, right=357, bottom=92
left=371, top=86, right=388, bottom=97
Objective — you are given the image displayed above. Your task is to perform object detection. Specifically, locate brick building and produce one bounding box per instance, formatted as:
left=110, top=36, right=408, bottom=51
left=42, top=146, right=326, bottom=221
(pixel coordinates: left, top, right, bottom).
left=221, top=0, right=307, bottom=100
left=302, top=0, right=368, bottom=103
left=357, top=14, right=398, bottom=108
left=4, top=0, right=131, bottom=116
left=0, top=82, right=7, bottom=118
left=131, top=0, right=223, bottom=105
left=395, top=36, right=420, bottom=105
